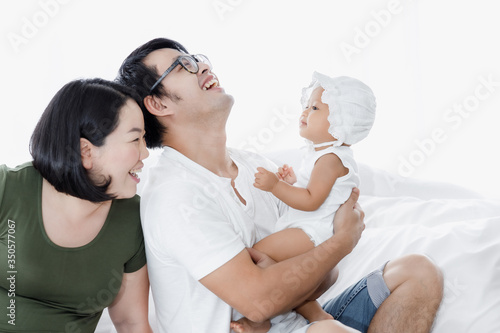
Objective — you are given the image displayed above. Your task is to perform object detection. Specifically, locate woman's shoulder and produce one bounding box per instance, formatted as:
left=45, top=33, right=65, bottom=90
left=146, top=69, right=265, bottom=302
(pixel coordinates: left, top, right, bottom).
left=103, top=195, right=143, bottom=246
left=0, top=161, right=40, bottom=193
left=111, top=195, right=141, bottom=218
left=1, top=161, right=37, bottom=176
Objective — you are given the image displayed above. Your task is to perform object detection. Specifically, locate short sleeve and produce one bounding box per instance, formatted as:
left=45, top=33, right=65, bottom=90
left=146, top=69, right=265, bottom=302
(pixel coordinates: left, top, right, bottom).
left=123, top=222, right=147, bottom=273
left=0, top=165, right=7, bottom=208
left=142, top=180, right=246, bottom=280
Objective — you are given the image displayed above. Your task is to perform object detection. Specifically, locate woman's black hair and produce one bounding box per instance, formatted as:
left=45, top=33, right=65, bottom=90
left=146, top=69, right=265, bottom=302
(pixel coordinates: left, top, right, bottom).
left=116, top=38, right=188, bottom=148
left=30, top=78, right=141, bottom=203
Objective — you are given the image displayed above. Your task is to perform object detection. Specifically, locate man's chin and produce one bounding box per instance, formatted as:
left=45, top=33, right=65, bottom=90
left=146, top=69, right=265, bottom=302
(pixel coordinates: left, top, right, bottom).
left=219, top=94, right=235, bottom=112
left=226, top=94, right=235, bottom=108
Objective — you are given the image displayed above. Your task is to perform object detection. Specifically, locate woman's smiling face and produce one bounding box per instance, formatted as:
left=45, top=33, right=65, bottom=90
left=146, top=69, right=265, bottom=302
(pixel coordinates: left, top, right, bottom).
left=88, top=99, right=149, bottom=199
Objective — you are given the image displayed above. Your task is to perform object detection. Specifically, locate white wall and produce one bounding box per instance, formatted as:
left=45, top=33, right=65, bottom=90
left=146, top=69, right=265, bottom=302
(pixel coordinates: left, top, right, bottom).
left=1, top=0, right=499, bottom=199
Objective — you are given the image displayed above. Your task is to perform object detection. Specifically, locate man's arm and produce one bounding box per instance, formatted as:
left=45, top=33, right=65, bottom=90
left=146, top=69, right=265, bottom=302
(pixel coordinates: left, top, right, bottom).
left=254, top=154, right=348, bottom=211
left=200, top=189, right=364, bottom=322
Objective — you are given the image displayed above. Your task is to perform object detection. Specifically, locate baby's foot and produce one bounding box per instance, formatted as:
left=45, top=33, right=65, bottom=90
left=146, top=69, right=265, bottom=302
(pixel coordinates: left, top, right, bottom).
left=230, top=317, right=271, bottom=333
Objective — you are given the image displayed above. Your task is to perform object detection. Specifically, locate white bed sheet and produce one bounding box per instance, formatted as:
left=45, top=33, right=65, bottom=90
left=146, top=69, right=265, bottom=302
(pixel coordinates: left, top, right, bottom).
left=95, top=148, right=500, bottom=332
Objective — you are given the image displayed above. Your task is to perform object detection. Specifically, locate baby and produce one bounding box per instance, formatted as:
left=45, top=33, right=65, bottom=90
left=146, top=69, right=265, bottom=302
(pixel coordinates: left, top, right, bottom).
left=231, top=72, right=376, bottom=333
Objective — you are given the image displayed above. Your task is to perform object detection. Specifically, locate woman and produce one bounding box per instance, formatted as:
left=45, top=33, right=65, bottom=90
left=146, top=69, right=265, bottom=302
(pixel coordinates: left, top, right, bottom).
left=0, top=78, right=152, bottom=332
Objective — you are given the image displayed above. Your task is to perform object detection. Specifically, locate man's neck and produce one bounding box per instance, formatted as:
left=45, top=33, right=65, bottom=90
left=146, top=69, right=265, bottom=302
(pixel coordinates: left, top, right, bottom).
left=164, top=128, right=237, bottom=179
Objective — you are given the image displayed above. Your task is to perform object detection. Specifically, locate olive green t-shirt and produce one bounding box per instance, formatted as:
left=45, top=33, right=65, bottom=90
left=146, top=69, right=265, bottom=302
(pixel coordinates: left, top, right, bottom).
left=0, top=162, right=147, bottom=332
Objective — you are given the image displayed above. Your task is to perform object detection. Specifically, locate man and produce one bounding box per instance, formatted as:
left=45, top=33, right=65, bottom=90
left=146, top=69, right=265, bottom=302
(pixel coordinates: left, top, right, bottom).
left=116, top=38, right=443, bottom=333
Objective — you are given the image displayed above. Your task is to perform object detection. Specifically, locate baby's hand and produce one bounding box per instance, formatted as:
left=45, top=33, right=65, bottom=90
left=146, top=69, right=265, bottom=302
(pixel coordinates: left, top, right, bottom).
left=277, top=164, right=297, bottom=185
left=254, top=167, right=279, bottom=192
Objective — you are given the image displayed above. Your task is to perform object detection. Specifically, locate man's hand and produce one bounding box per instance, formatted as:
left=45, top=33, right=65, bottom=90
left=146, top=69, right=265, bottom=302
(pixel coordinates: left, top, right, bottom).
left=254, top=167, right=279, bottom=192
left=332, top=188, right=365, bottom=252
left=201, top=196, right=363, bottom=322
left=277, top=164, right=297, bottom=185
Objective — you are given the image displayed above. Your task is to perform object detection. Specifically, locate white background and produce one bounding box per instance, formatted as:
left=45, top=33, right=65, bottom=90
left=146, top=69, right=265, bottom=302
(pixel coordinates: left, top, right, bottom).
left=1, top=0, right=499, bottom=199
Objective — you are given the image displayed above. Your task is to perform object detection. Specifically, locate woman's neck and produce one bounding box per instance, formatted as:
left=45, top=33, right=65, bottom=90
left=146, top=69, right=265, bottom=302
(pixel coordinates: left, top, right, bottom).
left=43, top=179, right=109, bottom=218
left=41, top=179, right=112, bottom=247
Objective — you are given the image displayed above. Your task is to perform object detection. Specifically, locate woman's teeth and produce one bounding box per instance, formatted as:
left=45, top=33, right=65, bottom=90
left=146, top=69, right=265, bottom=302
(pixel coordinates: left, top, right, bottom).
left=129, top=169, right=142, bottom=179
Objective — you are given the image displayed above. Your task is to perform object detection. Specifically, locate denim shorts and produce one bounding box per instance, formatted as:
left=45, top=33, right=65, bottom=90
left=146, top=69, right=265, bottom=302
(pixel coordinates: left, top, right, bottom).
left=294, top=262, right=390, bottom=333
left=323, top=262, right=390, bottom=332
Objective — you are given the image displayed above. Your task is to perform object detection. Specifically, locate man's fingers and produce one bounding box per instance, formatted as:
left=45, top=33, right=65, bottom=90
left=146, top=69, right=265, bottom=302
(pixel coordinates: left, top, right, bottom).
left=346, top=188, right=360, bottom=206
left=354, top=202, right=365, bottom=220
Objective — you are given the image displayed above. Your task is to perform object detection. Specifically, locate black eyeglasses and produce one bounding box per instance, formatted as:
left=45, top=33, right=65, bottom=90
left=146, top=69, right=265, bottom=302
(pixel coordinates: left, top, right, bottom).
left=149, top=54, right=211, bottom=93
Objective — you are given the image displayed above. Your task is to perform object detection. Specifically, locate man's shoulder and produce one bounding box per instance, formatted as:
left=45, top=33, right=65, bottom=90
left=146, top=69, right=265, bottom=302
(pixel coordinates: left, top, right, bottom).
left=144, top=149, right=203, bottom=185
left=141, top=154, right=217, bottom=205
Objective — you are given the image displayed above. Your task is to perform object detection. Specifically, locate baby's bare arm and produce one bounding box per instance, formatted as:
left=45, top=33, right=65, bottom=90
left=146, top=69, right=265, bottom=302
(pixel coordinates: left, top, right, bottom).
left=255, top=153, right=348, bottom=211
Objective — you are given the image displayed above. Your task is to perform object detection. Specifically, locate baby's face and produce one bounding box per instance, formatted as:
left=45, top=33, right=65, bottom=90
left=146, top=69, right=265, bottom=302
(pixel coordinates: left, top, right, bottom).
left=299, top=87, right=336, bottom=144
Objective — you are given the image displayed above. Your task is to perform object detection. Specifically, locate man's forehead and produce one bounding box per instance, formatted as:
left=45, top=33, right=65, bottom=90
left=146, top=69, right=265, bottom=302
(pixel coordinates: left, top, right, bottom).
left=143, top=48, right=184, bottom=71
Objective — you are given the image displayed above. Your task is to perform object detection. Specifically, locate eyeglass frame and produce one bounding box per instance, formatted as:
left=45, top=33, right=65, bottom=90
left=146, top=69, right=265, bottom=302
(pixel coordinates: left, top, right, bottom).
left=149, top=54, right=211, bottom=94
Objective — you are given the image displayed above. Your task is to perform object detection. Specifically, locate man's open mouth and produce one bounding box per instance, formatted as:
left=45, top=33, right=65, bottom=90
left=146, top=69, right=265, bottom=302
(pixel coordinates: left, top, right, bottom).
left=203, top=78, right=219, bottom=91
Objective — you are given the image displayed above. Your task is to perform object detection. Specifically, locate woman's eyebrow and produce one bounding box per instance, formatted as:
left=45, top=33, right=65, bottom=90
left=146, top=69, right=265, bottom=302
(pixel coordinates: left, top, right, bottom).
left=128, top=127, right=143, bottom=133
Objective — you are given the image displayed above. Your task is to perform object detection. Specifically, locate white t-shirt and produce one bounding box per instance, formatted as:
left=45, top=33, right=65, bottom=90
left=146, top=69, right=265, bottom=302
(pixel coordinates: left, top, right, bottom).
left=140, top=147, right=306, bottom=333
left=275, top=145, right=359, bottom=246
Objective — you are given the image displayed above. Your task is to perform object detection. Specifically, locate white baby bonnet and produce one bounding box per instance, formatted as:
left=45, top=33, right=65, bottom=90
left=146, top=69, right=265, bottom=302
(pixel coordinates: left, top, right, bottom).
left=301, top=72, right=376, bottom=146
